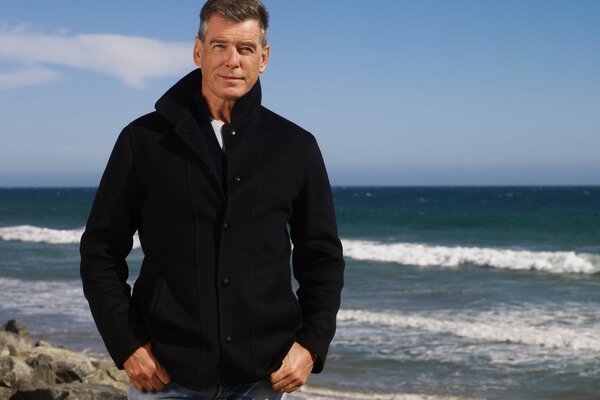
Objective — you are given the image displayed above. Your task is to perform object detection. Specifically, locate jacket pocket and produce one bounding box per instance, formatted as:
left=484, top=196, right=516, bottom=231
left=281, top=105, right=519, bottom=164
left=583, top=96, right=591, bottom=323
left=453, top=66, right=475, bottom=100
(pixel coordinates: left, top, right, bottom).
left=251, top=270, right=302, bottom=377
left=253, top=271, right=302, bottom=336
left=146, top=275, right=202, bottom=345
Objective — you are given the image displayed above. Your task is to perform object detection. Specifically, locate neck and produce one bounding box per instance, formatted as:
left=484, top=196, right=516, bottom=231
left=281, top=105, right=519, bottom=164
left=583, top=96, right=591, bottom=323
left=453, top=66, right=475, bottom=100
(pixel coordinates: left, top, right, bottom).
left=202, top=84, right=235, bottom=124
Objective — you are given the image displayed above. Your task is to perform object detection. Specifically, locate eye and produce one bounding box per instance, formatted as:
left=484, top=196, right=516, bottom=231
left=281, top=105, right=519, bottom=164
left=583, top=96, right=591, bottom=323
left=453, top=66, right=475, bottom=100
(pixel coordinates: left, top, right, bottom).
left=240, top=47, right=254, bottom=54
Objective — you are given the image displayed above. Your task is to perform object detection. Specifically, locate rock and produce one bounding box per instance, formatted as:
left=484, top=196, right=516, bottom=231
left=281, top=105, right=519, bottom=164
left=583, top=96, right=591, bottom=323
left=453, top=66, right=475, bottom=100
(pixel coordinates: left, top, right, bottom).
left=33, top=341, right=55, bottom=349
left=0, top=356, right=35, bottom=388
left=25, top=354, right=56, bottom=386
left=0, top=320, right=130, bottom=399
left=0, top=332, right=33, bottom=356
left=90, top=357, right=115, bottom=371
left=2, top=321, right=31, bottom=343
left=0, top=386, right=17, bottom=398
left=9, top=383, right=127, bottom=400
left=0, top=320, right=32, bottom=357
left=26, top=347, right=95, bottom=384
left=106, top=365, right=129, bottom=386
left=90, top=357, right=128, bottom=382
left=85, top=356, right=129, bottom=391
left=82, top=370, right=128, bottom=392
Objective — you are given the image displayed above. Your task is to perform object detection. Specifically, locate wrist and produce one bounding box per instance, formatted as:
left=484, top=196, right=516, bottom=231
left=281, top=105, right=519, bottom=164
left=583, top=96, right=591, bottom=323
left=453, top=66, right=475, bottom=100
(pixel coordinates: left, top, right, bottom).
left=295, top=341, right=318, bottom=364
left=309, top=350, right=318, bottom=363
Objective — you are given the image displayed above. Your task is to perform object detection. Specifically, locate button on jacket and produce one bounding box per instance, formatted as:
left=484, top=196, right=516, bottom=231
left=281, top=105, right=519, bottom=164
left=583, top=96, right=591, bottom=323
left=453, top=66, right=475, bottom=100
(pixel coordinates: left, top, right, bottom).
left=79, top=68, right=345, bottom=389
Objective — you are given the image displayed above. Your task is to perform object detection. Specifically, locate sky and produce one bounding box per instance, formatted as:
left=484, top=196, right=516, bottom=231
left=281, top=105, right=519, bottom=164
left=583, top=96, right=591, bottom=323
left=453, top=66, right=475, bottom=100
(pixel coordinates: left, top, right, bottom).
left=0, top=0, right=599, bottom=186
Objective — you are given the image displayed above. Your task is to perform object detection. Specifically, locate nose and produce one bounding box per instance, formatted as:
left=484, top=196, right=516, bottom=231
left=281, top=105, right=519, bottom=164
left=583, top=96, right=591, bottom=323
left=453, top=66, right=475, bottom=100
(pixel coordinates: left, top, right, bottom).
left=225, top=47, right=240, bottom=69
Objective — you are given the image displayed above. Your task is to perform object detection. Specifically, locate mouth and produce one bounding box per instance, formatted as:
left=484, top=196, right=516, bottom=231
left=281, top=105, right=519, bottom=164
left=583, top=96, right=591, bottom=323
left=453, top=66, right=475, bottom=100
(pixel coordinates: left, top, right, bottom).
left=218, top=75, right=244, bottom=81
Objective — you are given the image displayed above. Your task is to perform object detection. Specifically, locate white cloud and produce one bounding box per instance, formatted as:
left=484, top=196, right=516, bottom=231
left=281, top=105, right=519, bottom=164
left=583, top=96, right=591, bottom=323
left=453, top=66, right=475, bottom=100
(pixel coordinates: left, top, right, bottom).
left=0, top=25, right=192, bottom=89
left=0, top=65, right=61, bottom=89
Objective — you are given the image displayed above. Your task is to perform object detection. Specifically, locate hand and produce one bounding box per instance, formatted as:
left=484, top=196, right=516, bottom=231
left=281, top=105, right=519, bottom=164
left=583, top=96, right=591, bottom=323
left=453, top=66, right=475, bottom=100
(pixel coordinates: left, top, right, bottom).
left=269, top=341, right=315, bottom=393
left=123, top=341, right=171, bottom=392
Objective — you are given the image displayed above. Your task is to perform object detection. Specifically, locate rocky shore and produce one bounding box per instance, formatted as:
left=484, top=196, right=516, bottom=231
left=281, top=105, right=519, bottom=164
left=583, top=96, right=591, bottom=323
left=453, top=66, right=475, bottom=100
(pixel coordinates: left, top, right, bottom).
left=0, top=319, right=128, bottom=399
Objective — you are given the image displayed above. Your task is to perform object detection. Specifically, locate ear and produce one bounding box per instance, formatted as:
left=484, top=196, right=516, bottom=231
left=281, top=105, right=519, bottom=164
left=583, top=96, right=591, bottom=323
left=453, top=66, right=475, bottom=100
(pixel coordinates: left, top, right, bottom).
left=193, top=36, right=203, bottom=67
left=259, top=44, right=271, bottom=73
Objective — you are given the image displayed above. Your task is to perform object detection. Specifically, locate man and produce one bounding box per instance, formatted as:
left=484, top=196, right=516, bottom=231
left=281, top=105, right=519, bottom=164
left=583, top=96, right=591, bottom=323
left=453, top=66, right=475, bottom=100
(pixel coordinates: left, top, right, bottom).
left=79, top=0, right=344, bottom=398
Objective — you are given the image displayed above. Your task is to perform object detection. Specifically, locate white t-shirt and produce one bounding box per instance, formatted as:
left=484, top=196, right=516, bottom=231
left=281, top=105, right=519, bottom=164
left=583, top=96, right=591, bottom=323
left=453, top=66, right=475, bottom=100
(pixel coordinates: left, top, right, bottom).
left=210, top=119, right=225, bottom=151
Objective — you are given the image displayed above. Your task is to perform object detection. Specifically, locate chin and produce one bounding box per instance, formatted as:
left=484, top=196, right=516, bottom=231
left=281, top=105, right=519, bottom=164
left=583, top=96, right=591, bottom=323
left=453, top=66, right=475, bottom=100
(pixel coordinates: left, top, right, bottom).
left=217, top=88, right=248, bottom=101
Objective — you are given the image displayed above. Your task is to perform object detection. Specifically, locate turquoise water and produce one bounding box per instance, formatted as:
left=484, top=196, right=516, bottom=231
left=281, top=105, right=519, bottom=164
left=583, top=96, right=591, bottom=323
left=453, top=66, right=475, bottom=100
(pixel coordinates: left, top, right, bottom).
left=1, top=187, right=599, bottom=399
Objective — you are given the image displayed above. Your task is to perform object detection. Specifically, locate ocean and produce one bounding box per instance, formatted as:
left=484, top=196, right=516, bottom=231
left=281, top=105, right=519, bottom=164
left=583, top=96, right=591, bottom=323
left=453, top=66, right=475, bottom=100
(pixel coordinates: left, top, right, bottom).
left=0, top=186, right=599, bottom=400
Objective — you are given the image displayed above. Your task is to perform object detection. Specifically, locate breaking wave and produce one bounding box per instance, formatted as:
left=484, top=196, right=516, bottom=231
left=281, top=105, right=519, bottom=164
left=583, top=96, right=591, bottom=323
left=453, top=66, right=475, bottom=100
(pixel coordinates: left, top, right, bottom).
left=0, top=225, right=141, bottom=248
left=291, top=385, right=472, bottom=400
left=2, top=226, right=597, bottom=274
left=342, top=239, right=600, bottom=274
left=337, top=308, right=600, bottom=352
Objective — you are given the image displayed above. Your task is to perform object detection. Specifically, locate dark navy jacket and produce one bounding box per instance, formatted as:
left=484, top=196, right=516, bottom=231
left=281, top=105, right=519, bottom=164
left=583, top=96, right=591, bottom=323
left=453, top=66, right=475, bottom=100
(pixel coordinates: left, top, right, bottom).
left=79, top=68, right=344, bottom=388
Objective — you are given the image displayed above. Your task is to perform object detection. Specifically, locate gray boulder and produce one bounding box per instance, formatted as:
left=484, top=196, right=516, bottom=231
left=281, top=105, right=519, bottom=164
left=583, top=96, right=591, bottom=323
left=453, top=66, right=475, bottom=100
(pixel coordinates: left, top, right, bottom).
left=0, top=386, right=17, bottom=398
left=2, top=320, right=31, bottom=342
left=9, top=383, right=127, bottom=400
left=0, top=320, right=129, bottom=399
left=0, top=356, right=35, bottom=388
left=82, top=369, right=129, bottom=392
left=0, top=332, right=33, bottom=357
left=90, top=357, right=116, bottom=371
left=25, top=353, right=56, bottom=386
left=85, top=357, right=129, bottom=391
left=26, top=347, right=95, bottom=384
left=32, top=341, right=55, bottom=349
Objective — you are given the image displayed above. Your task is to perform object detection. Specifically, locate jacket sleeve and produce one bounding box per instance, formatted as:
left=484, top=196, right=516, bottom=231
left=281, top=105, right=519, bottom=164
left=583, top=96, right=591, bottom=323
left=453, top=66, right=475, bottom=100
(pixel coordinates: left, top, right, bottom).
left=289, top=134, right=344, bottom=374
left=79, top=125, right=149, bottom=369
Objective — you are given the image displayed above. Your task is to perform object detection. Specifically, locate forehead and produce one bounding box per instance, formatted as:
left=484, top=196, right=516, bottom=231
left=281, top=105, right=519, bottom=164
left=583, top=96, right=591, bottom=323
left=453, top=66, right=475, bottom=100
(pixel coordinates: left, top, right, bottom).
left=204, top=14, right=262, bottom=42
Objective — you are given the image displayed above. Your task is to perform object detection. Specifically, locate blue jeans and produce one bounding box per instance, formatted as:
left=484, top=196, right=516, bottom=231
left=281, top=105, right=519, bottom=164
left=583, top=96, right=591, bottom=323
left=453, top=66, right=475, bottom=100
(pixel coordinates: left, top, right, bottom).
left=127, top=379, right=287, bottom=400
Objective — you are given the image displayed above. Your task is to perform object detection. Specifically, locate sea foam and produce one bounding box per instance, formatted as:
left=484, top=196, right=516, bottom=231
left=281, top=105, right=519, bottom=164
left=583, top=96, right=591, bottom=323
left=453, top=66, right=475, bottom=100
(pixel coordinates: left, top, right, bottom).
left=342, top=239, right=600, bottom=274
left=1, top=225, right=598, bottom=274
left=337, top=308, right=600, bottom=353
left=0, top=278, right=92, bottom=323
left=0, top=225, right=84, bottom=244
left=0, top=225, right=141, bottom=248
left=290, top=385, right=472, bottom=400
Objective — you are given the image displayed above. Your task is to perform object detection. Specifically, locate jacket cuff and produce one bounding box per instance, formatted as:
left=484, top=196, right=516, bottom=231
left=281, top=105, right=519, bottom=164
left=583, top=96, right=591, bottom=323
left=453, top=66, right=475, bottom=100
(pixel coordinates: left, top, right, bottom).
left=109, top=327, right=150, bottom=370
left=295, top=334, right=327, bottom=374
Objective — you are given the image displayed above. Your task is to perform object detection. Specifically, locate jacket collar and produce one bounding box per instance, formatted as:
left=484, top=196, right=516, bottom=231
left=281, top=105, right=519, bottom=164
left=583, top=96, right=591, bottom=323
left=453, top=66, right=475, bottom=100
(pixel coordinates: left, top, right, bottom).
left=155, top=68, right=262, bottom=129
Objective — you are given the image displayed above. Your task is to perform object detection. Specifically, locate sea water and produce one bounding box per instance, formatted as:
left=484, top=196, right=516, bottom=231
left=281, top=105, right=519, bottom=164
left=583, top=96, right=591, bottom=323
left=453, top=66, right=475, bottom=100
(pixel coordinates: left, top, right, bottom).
left=0, top=186, right=599, bottom=399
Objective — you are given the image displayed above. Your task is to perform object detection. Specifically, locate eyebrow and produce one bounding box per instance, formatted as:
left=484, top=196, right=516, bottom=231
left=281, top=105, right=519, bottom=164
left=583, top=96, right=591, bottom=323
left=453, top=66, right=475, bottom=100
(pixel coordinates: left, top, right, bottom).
left=209, top=38, right=257, bottom=50
left=238, top=41, right=257, bottom=50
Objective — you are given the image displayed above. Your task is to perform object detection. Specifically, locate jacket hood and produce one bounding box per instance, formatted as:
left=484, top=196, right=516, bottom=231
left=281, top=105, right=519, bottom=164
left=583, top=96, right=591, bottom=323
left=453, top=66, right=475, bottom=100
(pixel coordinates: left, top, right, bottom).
left=154, top=68, right=262, bottom=128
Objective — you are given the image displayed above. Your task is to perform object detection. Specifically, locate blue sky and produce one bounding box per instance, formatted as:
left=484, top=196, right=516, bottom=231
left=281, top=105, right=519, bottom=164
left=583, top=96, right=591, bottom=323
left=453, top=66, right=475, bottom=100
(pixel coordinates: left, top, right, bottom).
left=0, top=0, right=599, bottom=186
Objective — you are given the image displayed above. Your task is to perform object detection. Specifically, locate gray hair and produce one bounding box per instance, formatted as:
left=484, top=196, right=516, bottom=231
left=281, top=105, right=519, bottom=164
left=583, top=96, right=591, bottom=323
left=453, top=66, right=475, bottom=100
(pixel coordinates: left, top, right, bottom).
left=198, top=0, right=269, bottom=48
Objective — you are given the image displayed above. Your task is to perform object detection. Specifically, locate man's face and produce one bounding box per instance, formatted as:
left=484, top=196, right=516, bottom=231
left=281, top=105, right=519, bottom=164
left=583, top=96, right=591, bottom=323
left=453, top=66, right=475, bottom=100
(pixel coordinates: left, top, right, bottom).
left=194, top=14, right=270, bottom=103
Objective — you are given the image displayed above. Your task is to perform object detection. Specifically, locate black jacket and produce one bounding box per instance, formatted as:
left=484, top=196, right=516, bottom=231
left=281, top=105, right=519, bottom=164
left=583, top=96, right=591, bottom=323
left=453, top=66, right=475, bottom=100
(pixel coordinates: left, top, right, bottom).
left=79, top=68, right=344, bottom=388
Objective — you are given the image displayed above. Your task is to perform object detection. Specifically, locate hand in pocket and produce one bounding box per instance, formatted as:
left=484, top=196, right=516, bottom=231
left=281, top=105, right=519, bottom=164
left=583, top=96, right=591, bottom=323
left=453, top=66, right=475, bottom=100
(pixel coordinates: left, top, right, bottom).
left=124, top=341, right=172, bottom=392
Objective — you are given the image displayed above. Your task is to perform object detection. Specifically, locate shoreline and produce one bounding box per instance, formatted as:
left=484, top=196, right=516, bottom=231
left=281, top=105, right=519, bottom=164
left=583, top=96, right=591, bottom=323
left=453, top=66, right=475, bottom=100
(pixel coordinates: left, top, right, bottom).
left=1, top=319, right=477, bottom=400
